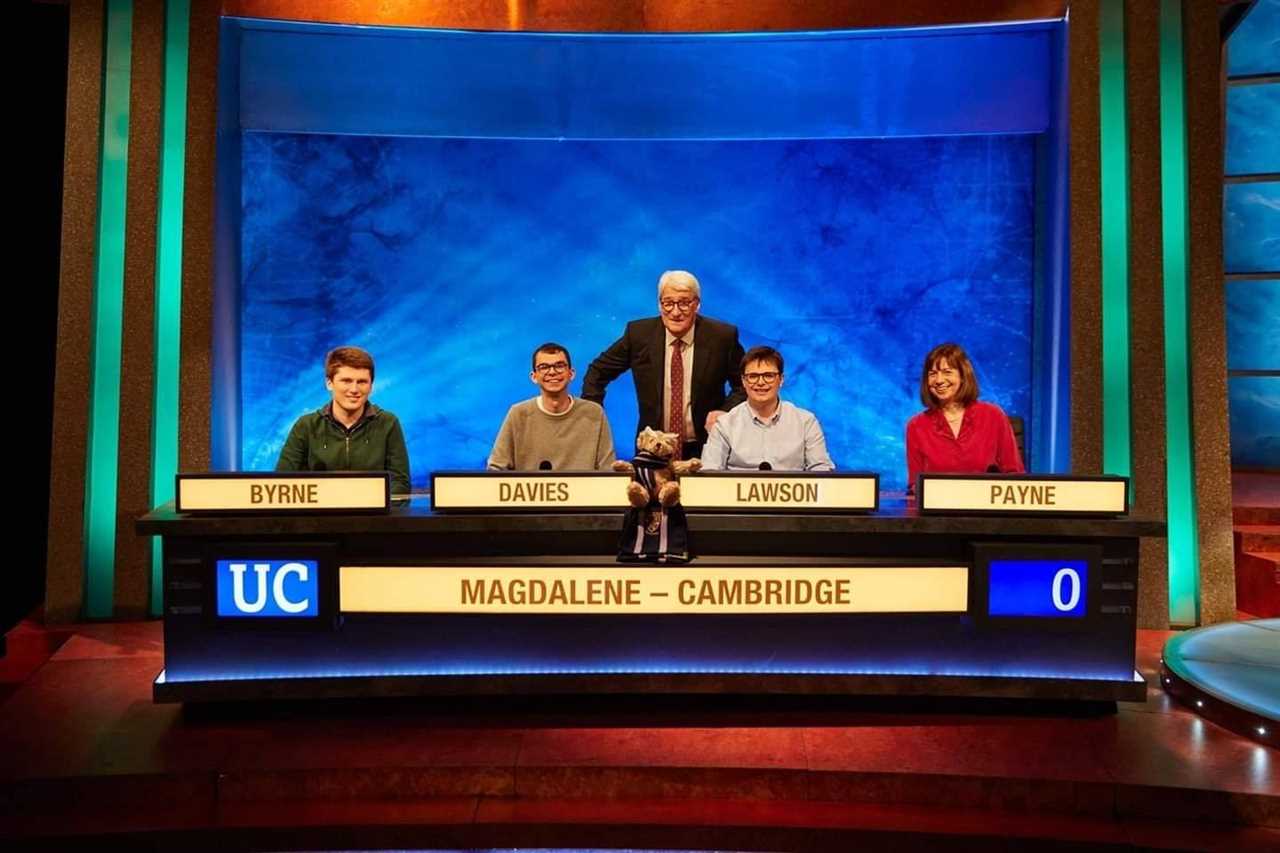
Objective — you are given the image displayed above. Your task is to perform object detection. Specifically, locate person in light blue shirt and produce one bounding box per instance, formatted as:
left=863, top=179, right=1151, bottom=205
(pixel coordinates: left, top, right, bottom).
left=700, top=345, right=835, bottom=472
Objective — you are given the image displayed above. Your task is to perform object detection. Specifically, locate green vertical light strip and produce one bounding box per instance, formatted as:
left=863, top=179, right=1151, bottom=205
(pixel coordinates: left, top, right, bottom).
left=1099, top=0, right=1132, bottom=484
left=1159, top=0, right=1200, bottom=625
left=84, top=0, right=133, bottom=619
left=150, top=0, right=190, bottom=617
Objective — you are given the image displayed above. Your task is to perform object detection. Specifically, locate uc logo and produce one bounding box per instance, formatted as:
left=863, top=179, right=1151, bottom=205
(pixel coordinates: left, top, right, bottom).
left=216, top=560, right=319, bottom=617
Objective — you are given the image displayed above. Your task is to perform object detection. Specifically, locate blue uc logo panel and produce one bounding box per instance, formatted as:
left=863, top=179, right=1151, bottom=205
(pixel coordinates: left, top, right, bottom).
left=216, top=559, right=319, bottom=617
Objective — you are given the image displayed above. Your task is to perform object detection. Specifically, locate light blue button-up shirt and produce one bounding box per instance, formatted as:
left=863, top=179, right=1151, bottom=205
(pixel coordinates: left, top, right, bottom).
left=700, top=400, right=835, bottom=471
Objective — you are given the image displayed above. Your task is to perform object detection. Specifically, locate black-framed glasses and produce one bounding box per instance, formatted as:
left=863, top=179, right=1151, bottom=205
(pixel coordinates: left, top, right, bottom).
left=659, top=298, right=698, bottom=313
left=534, top=361, right=570, bottom=375
left=744, top=371, right=780, bottom=385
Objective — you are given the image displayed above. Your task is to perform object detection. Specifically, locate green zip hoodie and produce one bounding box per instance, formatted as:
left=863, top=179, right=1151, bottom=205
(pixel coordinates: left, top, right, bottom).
left=275, top=402, right=411, bottom=495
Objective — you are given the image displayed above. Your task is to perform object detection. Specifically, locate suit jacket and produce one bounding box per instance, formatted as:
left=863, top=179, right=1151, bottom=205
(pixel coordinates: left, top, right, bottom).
left=582, top=315, right=747, bottom=444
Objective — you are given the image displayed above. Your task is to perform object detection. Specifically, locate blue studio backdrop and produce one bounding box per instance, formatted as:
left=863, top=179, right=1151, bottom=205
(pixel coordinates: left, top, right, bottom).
left=214, top=18, right=1072, bottom=491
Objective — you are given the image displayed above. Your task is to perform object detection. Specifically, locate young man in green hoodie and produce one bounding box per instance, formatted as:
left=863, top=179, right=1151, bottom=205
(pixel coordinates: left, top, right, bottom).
left=275, top=346, right=411, bottom=494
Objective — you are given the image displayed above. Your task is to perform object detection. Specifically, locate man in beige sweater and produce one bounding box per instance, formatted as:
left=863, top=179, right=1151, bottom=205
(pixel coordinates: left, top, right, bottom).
left=487, top=342, right=617, bottom=471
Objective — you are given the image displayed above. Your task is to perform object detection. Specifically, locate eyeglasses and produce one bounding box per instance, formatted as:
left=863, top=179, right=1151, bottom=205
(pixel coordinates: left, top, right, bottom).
left=534, top=361, right=570, bottom=375
left=744, top=371, right=780, bottom=385
left=659, top=298, right=698, bottom=314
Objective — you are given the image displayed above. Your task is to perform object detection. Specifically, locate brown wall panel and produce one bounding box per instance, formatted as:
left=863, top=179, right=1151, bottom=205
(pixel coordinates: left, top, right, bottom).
left=1182, top=0, right=1234, bottom=625
left=46, top=0, right=106, bottom=624
left=1069, top=0, right=1103, bottom=476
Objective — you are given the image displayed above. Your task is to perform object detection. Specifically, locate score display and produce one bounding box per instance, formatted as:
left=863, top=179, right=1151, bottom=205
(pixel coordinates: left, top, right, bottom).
left=987, top=559, right=1088, bottom=618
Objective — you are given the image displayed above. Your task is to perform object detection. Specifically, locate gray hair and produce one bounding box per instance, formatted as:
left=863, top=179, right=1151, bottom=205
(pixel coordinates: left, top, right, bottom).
left=657, top=270, right=701, bottom=301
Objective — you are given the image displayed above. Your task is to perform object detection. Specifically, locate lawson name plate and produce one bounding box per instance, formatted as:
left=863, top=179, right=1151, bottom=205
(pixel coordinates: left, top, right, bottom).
left=680, top=472, right=878, bottom=511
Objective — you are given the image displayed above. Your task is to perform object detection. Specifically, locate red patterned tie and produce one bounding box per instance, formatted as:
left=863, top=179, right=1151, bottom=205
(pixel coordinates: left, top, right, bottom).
left=669, top=339, right=685, bottom=459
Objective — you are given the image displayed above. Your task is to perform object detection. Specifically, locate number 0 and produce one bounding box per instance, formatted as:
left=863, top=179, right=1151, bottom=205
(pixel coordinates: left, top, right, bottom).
left=1052, top=568, right=1081, bottom=612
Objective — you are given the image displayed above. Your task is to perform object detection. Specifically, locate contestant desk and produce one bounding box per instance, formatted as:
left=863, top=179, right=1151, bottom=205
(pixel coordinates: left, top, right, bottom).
left=139, top=475, right=1162, bottom=704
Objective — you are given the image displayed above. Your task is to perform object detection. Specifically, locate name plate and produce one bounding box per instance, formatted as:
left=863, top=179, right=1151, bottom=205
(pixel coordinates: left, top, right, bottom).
left=431, top=472, right=631, bottom=511
left=680, top=472, right=879, bottom=511
left=340, top=564, right=969, bottom=614
left=918, top=475, right=1128, bottom=515
left=176, top=472, right=390, bottom=512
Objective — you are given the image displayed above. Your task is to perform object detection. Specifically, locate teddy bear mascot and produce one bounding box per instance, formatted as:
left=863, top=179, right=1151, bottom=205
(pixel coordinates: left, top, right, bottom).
left=612, top=427, right=701, bottom=563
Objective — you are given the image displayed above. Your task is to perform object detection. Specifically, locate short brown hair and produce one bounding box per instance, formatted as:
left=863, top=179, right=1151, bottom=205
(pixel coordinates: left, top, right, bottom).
left=919, top=342, right=979, bottom=409
left=741, top=345, right=784, bottom=376
left=531, top=342, right=571, bottom=370
left=325, top=346, right=375, bottom=381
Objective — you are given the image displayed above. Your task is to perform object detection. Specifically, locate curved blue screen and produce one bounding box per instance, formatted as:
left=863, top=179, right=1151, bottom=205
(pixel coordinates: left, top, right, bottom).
left=235, top=20, right=1053, bottom=140
left=224, top=19, right=1066, bottom=490
left=240, top=133, right=1035, bottom=489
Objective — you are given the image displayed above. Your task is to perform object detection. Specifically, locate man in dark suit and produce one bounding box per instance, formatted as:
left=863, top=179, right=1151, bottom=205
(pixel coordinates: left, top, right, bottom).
left=583, top=270, right=746, bottom=459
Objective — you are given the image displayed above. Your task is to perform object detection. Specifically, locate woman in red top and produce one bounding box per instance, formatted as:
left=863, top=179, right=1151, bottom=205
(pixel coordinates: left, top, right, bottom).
left=905, top=342, right=1024, bottom=494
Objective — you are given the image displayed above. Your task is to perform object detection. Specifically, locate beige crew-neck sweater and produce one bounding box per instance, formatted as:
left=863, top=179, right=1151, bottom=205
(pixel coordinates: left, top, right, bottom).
left=486, top=396, right=616, bottom=471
